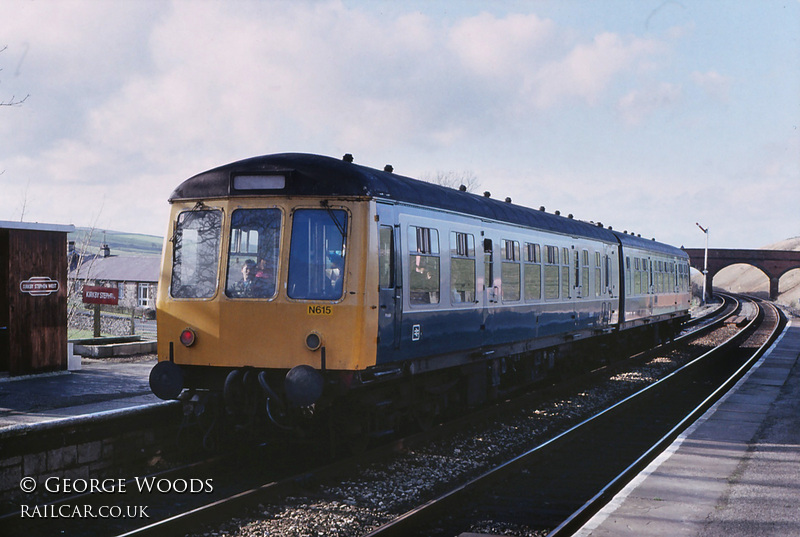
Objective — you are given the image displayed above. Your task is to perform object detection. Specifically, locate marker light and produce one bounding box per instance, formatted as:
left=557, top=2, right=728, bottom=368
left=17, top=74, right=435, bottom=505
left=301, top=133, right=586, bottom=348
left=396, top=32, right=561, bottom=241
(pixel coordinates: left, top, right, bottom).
left=305, top=332, right=322, bottom=351
left=180, top=328, right=197, bottom=347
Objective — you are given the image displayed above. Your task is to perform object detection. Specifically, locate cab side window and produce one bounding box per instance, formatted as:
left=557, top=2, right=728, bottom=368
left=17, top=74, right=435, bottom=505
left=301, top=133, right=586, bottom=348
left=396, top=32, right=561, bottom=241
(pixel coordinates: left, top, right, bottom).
left=379, top=226, right=394, bottom=289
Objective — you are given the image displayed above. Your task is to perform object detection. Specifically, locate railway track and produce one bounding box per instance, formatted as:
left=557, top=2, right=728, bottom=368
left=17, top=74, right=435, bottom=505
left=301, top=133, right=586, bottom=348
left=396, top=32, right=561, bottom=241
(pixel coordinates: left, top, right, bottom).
left=4, top=297, right=762, bottom=537
left=362, top=296, right=784, bottom=537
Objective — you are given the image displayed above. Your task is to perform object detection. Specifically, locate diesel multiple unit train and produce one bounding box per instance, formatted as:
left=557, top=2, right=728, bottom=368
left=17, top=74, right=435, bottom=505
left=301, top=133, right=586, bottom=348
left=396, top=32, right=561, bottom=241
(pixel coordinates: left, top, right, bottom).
left=150, top=153, right=691, bottom=442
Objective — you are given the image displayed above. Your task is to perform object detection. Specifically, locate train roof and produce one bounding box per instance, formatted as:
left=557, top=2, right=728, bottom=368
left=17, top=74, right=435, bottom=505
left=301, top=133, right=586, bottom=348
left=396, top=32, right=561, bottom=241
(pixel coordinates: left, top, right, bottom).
left=612, top=230, right=688, bottom=258
left=170, top=152, right=683, bottom=256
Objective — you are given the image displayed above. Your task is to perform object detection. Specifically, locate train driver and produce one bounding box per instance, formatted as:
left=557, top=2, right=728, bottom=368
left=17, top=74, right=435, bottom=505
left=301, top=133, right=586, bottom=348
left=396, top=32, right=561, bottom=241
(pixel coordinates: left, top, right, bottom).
left=233, top=259, right=270, bottom=298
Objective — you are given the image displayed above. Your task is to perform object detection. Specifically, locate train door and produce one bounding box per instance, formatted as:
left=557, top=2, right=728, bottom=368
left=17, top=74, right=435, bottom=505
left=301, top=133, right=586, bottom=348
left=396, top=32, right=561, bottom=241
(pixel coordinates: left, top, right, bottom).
left=574, top=249, right=583, bottom=299
left=601, top=249, right=612, bottom=326
left=481, top=236, right=499, bottom=343
left=377, top=205, right=402, bottom=356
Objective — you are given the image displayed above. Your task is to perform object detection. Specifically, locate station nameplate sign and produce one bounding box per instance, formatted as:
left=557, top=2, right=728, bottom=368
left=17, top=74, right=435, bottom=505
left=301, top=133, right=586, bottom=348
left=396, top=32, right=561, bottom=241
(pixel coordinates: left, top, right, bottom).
left=83, top=285, right=119, bottom=305
left=20, top=276, right=60, bottom=296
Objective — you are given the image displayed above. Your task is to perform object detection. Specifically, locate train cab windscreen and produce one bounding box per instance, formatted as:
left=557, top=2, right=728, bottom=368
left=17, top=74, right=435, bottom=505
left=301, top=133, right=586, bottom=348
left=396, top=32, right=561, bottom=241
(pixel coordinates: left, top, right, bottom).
left=287, top=208, right=348, bottom=300
left=170, top=209, right=222, bottom=298
left=225, top=208, right=282, bottom=299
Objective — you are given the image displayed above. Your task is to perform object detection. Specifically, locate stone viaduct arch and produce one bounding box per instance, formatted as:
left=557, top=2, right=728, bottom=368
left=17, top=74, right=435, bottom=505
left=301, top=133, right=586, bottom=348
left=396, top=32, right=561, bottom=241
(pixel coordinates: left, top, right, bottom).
left=682, top=248, right=800, bottom=300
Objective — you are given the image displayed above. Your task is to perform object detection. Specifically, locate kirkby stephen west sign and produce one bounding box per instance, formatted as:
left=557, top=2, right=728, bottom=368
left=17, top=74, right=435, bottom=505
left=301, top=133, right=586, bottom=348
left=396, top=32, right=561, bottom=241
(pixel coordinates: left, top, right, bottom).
left=19, top=276, right=60, bottom=296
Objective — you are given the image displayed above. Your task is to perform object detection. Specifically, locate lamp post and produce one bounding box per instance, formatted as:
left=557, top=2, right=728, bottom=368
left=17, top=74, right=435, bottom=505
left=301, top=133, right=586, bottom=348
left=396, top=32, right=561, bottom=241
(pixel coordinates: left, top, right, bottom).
left=695, top=223, right=709, bottom=304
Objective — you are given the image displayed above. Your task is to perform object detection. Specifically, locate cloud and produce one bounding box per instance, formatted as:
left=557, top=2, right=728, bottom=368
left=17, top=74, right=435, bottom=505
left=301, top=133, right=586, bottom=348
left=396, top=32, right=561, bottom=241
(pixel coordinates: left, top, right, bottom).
left=448, top=14, right=668, bottom=111
left=617, top=82, right=683, bottom=125
left=532, top=32, right=665, bottom=108
left=0, top=1, right=675, bottom=233
left=691, top=70, right=731, bottom=101
left=5, top=0, right=791, bottom=251
left=448, top=12, right=558, bottom=78
left=4, top=1, right=674, bottom=165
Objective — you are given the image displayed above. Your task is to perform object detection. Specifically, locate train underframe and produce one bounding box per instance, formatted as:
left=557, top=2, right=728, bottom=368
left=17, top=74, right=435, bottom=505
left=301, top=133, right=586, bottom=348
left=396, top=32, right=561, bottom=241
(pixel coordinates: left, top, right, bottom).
left=175, top=315, right=685, bottom=452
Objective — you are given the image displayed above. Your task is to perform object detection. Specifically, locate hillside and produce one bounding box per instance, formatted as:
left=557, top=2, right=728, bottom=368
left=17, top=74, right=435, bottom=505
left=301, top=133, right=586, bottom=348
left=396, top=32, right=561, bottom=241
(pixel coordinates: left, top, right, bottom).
left=697, top=237, right=800, bottom=309
left=68, top=227, right=164, bottom=257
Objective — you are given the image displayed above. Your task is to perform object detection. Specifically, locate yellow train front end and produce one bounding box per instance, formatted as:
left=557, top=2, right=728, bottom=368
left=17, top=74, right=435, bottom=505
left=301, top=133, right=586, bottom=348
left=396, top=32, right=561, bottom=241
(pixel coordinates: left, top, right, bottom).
left=151, top=194, right=380, bottom=421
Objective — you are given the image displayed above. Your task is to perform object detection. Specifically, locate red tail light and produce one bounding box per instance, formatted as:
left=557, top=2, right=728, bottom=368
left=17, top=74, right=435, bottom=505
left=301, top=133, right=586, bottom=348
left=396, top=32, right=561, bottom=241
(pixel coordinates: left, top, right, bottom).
left=179, top=328, right=196, bottom=347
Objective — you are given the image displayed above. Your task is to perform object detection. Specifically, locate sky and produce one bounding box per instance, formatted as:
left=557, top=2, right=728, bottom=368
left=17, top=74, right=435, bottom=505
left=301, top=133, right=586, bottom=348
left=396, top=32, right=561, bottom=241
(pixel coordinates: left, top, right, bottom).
left=1, top=0, right=798, bottom=250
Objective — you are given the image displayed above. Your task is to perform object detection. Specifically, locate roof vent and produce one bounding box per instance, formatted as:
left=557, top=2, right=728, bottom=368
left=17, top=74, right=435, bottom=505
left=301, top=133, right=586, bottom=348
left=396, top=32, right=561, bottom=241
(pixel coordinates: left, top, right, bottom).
left=568, top=214, right=573, bottom=219
left=483, top=191, right=491, bottom=198
left=459, top=184, right=467, bottom=192
left=384, top=164, right=393, bottom=173
left=539, top=206, right=545, bottom=212
left=343, top=153, right=353, bottom=162
left=555, top=210, right=561, bottom=216
left=505, top=197, right=512, bottom=203
left=596, top=222, right=603, bottom=227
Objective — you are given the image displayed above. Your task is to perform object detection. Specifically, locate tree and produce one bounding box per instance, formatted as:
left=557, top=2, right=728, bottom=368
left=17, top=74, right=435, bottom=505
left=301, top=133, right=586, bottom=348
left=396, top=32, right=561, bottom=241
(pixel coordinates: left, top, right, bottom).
left=1, top=45, right=29, bottom=107
left=419, top=170, right=480, bottom=193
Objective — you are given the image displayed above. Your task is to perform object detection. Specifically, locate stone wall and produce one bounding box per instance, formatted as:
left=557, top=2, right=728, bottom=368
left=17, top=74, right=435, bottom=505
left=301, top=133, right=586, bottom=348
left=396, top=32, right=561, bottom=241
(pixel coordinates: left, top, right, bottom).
left=0, top=402, right=189, bottom=507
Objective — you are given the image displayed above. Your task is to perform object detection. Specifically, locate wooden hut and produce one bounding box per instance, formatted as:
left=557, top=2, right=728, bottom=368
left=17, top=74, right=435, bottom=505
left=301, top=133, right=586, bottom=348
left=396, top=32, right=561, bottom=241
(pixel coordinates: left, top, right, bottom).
left=0, top=221, right=75, bottom=376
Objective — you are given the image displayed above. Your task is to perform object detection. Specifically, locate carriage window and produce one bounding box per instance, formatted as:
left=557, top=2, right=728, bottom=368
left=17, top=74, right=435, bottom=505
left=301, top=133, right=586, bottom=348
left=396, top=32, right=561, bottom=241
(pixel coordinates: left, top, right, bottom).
left=544, top=245, right=559, bottom=299
left=561, top=247, right=570, bottom=299
left=626, top=257, right=632, bottom=295
left=501, top=239, right=520, bottom=302
left=450, top=231, right=475, bottom=304
left=526, top=243, right=540, bottom=263
left=288, top=209, right=348, bottom=300
left=524, top=243, right=541, bottom=301
left=595, top=252, right=602, bottom=297
left=225, top=209, right=282, bottom=299
left=171, top=209, right=222, bottom=298
left=582, top=250, right=590, bottom=294
left=409, top=226, right=440, bottom=305
left=655, top=260, right=662, bottom=293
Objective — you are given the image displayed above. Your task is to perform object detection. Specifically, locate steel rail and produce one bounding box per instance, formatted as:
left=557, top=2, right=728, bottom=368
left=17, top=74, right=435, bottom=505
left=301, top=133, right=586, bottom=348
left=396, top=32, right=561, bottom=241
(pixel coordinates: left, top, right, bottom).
left=359, top=297, right=782, bottom=537
left=546, top=298, right=783, bottom=536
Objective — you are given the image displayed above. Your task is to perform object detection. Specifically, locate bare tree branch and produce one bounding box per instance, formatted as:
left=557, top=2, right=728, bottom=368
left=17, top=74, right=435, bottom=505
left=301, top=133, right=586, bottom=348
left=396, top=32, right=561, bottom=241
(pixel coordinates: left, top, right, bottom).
left=0, top=93, right=29, bottom=107
left=419, top=170, right=481, bottom=193
left=0, top=45, right=29, bottom=107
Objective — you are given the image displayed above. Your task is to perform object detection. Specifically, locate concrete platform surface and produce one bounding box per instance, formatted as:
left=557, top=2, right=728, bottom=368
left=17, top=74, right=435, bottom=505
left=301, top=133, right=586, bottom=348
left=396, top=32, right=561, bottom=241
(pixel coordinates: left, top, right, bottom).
left=576, top=319, right=800, bottom=537
left=0, top=355, right=161, bottom=430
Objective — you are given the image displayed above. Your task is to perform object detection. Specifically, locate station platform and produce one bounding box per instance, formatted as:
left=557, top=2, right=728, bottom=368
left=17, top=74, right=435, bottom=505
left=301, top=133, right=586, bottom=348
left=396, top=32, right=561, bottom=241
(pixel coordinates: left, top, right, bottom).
left=575, top=318, right=800, bottom=536
left=0, top=355, right=164, bottom=431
